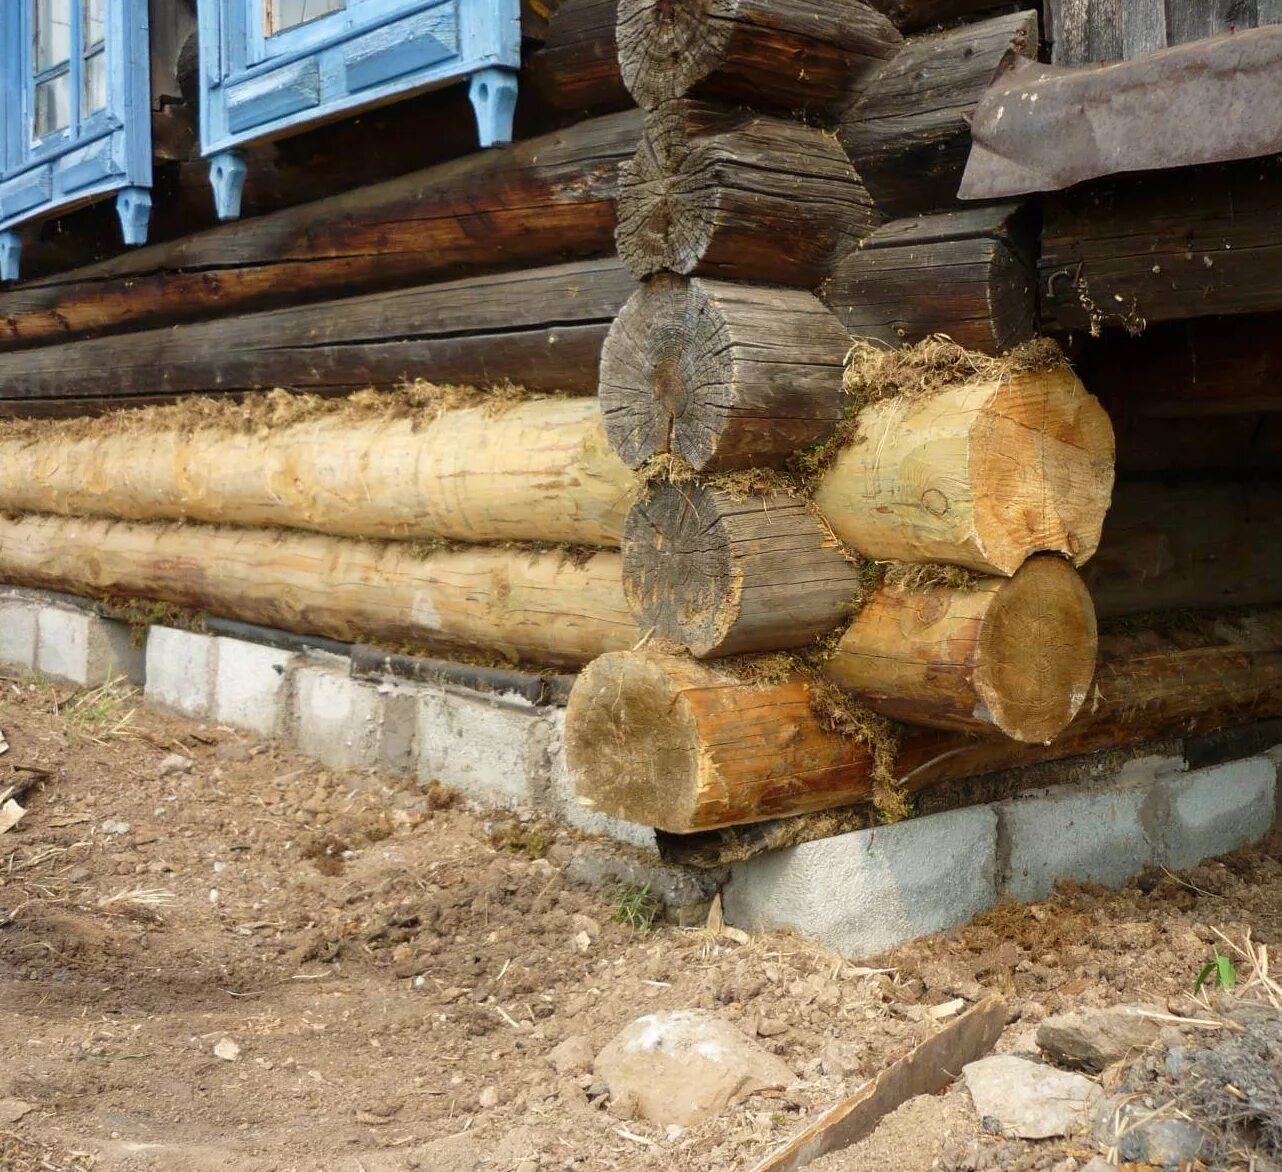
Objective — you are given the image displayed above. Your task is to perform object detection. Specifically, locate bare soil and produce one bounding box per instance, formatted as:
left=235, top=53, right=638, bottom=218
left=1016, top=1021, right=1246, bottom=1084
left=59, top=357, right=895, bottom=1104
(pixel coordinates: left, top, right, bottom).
left=1, top=672, right=1280, bottom=1171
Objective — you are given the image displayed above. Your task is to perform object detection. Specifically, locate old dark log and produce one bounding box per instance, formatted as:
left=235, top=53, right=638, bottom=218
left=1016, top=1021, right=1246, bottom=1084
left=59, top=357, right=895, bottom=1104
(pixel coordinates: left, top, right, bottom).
left=527, top=0, right=632, bottom=115
left=1076, top=311, right=1282, bottom=419
left=599, top=275, right=850, bottom=471
left=869, top=0, right=1027, bottom=32
left=1047, top=0, right=1282, bottom=63
left=1041, top=159, right=1282, bottom=335
left=0, top=112, right=642, bottom=352
left=0, top=259, right=635, bottom=411
left=1085, top=479, right=1282, bottom=618
left=616, top=0, right=901, bottom=114
left=841, top=10, right=1037, bottom=217
left=616, top=102, right=877, bottom=284
left=821, top=204, right=1035, bottom=354
left=622, top=480, right=860, bottom=656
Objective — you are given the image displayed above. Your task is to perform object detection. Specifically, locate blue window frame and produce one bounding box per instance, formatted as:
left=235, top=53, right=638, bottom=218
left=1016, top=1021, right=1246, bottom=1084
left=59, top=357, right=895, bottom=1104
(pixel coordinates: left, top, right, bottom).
left=0, top=0, right=152, bottom=281
left=198, top=0, right=521, bottom=221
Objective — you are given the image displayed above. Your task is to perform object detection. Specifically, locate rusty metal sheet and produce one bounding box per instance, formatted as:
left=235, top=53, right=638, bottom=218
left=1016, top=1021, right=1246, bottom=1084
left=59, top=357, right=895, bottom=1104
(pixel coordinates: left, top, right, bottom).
left=958, top=25, right=1282, bottom=199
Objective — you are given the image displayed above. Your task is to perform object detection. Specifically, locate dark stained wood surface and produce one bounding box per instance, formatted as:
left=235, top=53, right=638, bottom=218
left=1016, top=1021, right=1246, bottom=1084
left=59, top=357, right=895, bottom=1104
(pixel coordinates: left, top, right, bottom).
left=1041, top=158, right=1282, bottom=335
left=599, top=275, right=851, bottom=471
left=617, top=0, right=901, bottom=115
left=0, top=112, right=642, bottom=352
left=0, top=259, right=635, bottom=412
left=527, top=0, right=633, bottom=115
left=616, top=103, right=877, bottom=285
left=841, top=10, right=1038, bottom=217
left=821, top=203, right=1036, bottom=354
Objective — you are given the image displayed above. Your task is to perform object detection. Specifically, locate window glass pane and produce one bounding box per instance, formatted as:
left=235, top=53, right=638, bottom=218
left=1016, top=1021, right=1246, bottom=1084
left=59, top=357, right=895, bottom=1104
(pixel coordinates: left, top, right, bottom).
left=83, top=0, right=105, bottom=48
left=34, top=0, right=73, bottom=72
left=83, top=48, right=107, bottom=115
left=267, top=0, right=345, bottom=35
left=35, top=73, right=71, bottom=136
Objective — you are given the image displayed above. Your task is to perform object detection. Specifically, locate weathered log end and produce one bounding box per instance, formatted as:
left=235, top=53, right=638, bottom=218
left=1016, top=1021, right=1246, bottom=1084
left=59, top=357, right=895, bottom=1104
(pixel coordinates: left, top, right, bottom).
left=616, top=104, right=877, bottom=283
left=623, top=479, right=860, bottom=656
left=616, top=0, right=901, bottom=113
left=829, top=555, right=1098, bottom=744
left=599, top=275, right=851, bottom=471
left=565, top=651, right=880, bottom=833
left=813, top=365, right=1116, bottom=576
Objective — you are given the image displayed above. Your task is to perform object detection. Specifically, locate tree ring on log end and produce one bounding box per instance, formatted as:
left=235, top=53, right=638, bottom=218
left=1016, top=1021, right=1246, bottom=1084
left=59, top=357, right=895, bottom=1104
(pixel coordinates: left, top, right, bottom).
left=599, top=275, right=732, bottom=470
left=969, top=370, right=1116, bottom=573
left=973, top=553, right=1097, bottom=744
left=617, top=0, right=733, bottom=109
left=623, top=478, right=861, bottom=657
left=565, top=651, right=704, bottom=831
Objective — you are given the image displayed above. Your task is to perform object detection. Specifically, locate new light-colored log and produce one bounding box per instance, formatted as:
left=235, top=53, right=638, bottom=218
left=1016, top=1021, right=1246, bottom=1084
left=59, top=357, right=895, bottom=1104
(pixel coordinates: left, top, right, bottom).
left=812, top=365, right=1115, bottom=576
left=0, top=397, right=634, bottom=547
left=623, top=480, right=860, bottom=656
left=0, top=514, right=636, bottom=667
left=827, top=556, right=1098, bottom=743
left=568, top=605, right=1282, bottom=832
left=599, top=275, right=852, bottom=471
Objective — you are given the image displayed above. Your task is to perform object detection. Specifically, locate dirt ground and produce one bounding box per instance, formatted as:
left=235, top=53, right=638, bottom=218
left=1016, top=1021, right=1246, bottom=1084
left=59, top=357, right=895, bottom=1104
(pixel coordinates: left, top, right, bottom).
left=2, top=671, right=1281, bottom=1172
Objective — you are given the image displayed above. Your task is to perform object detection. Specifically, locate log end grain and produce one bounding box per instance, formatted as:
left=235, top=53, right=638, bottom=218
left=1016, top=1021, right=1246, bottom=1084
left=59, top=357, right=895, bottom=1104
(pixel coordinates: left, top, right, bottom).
left=599, top=275, right=851, bottom=471
left=813, top=367, right=1115, bottom=576
left=622, top=479, right=860, bottom=656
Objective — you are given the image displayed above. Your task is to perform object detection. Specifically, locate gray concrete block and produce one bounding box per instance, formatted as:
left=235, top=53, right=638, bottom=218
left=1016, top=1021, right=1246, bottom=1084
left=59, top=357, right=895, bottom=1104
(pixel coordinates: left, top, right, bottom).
left=1159, top=756, right=1277, bottom=871
left=213, top=637, right=296, bottom=736
left=415, top=688, right=541, bottom=806
left=0, top=597, right=38, bottom=672
left=544, top=708, right=655, bottom=851
left=723, top=805, right=999, bottom=960
left=996, top=756, right=1178, bottom=902
left=35, top=607, right=145, bottom=688
left=145, top=626, right=216, bottom=718
left=378, top=686, right=419, bottom=775
left=289, top=662, right=384, bottom=770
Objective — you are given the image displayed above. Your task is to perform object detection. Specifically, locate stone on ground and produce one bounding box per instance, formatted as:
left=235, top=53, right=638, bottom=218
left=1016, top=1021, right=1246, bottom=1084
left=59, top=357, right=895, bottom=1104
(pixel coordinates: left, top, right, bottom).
left=546, top=1034, right=594, bottom=1076
left=1037, top=1004, right=1163, bottom=1071
left=1117, top=1118, right=1207, bottom=1167
left=962, top=1055, right=1101, bottom=1139
left=593, top=1009, right=793, bottom=1128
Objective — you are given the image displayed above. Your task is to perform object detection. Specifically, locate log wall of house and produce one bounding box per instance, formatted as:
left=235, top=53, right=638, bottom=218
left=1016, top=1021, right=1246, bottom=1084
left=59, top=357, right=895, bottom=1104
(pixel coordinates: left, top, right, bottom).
left=3, top=0, right=1282, bottom=855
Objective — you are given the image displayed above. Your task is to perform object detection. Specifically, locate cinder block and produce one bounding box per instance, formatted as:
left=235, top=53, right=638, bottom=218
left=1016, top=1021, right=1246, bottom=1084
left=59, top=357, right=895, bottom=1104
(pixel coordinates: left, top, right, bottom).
left=723, top=805, right=999, bottom=960
left=1159, top=756, right=1277, bottom=870
left=543, top=708, right=655, bottom=850
left=35, top=607, right=145, bottom=688
left=415, top=688, right=542, bottom=806
left=289, top=663, right=384, bottom=770
left=379, top=687, right=419, bottom=775
left=145, top=626, right=216, bottom=718
left=996, top=760, right=1175, bottom=902
left=0, top=598, right=38, bottom=671
left=213, top=637, right=296, bottom=736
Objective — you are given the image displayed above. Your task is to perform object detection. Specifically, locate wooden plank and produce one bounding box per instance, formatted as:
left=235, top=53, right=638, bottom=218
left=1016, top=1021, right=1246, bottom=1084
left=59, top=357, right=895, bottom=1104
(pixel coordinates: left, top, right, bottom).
left=821, top=204, right=1036, bottom=355
left=841, top=11, right=1038, bottom=217
left=0, top=259, right=636, bottom=408
left=1042, top=159, right=1282, bottom=335
left=0, top=111, right=641, bottom=352
left=750, top=997, right=1007, bottom=1172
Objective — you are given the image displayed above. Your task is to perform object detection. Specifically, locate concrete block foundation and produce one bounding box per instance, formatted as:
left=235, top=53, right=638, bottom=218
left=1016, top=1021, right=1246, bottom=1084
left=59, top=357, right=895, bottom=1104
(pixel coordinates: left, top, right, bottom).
left=0, top=588, right=1275, bottom=957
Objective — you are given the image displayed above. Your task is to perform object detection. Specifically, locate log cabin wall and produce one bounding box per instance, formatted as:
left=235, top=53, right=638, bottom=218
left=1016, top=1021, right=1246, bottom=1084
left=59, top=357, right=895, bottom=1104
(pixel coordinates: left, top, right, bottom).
left=1, top=0, right=1282, bottom=857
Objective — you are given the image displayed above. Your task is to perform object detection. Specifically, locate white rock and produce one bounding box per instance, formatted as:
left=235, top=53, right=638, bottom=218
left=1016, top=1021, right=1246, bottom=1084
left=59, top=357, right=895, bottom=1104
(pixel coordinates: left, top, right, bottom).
left=963, top=1054, right=1101, bottom=1139
left=546, top=1034, right=594, bottom=1076
left=478, top=1085, right=499, bottom=1109
left=593, top=1009, right=794, bottom=1128
left=100, top=819, right=131, bottom=836
left=158, top=753, right=194, bottom=777
left=213, top=1037, right=241, bottom=1061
